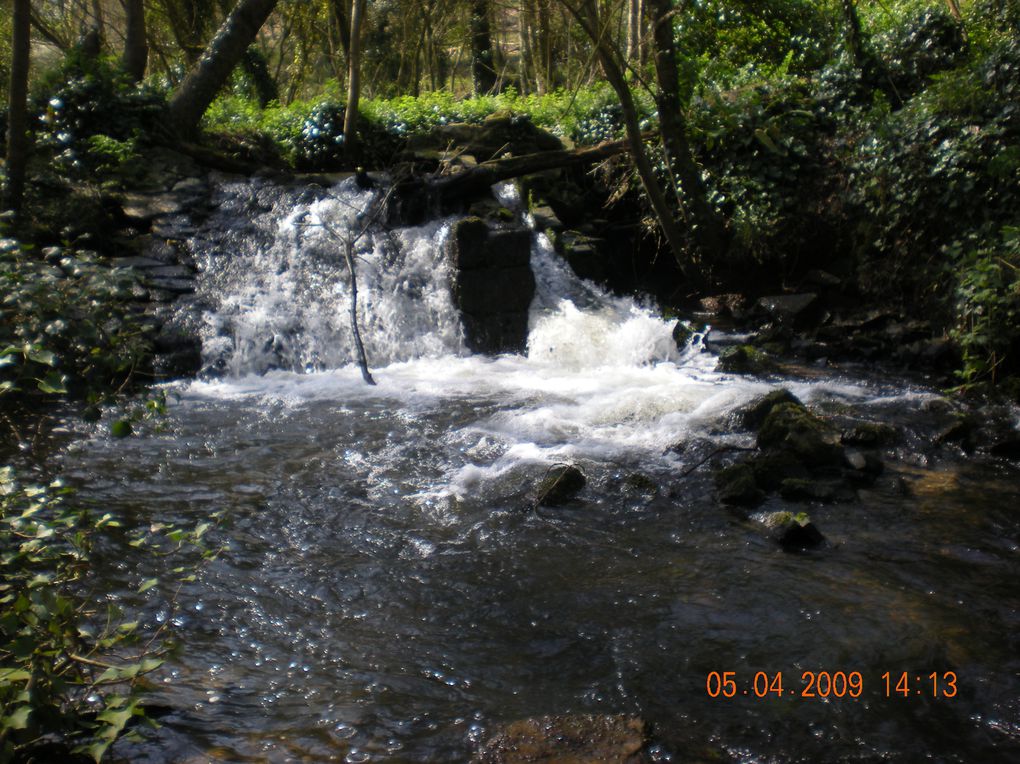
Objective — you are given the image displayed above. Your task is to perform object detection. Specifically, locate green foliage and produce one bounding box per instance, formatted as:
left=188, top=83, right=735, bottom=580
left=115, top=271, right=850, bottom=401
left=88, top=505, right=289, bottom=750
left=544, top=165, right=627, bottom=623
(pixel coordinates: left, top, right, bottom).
left=0, top=238, right=152, bottom=401
left=32, top=54, right=164, bottom=179
left=0, top=466, right=156, bottom=762
left=202, top=85, right=627, bottom=170
left=688, top=74, right=833, bottom=274
left=0, top=462, right=222, bottom=761
left=675, top=0, right=836, bottom=88
left=871, top=7, right=967, bottom=99
left=843, top=28, right=1020, bottom=305
left=951, top=226, right=1020, bottom=384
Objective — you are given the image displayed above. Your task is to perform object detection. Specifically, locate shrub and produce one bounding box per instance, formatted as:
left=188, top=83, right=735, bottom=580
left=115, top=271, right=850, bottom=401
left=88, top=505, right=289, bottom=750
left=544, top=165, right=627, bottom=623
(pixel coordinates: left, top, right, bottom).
left=32, top=55, right=164, bottom=179
left=951, top=226, right=1020, bottom=384
left=872, top=7, right=967, bottom=99
left=0, top=466, right=162, bottom=762
left=0, top=237, right=152, bottom=401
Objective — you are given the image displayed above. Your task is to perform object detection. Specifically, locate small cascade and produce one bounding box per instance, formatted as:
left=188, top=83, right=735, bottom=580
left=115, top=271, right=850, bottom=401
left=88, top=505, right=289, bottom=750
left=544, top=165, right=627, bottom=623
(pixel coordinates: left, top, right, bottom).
left=195, top=176, right=688, bottom=377
left=196, top=177, right=467, bottom=376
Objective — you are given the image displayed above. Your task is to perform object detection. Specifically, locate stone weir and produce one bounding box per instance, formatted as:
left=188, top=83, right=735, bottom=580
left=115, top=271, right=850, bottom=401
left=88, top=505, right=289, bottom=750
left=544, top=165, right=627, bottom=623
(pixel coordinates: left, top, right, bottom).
left=106, top=157, right=539, bottom=376
left=445, top=216, right=535, bottom=355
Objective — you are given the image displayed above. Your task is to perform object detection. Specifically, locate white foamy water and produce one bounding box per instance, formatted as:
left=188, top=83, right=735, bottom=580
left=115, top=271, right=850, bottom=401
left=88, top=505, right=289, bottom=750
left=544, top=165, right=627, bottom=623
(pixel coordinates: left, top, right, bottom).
left=199, top=180, right=466, bottom=376
left=188, top=179, right=936, bottom=493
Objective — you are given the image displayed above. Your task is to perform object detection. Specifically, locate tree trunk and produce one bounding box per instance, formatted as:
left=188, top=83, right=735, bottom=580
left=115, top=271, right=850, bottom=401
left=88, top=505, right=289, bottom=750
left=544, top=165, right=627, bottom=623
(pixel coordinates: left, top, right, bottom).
left=471, top=0, right=497, bottom=94
left=626, top=0, right=642, bottom=62
left=944, top=0, right=963, bottom=22
left=571, top=0, right=703, bottom=289
left=168, top=0, right=279, bottom=138
left=4, top=0, right=31, bottom=216
left=343, top=0, right=366, bottom=160
left=122, top=0, right=149, bottom=83
left=648, top=0, right=726, bottom=264
left=535, top=0, right=552, bottom=90
left=519, top=0, right=535, bottom=93
left=328, top=0, right=351, bottom=62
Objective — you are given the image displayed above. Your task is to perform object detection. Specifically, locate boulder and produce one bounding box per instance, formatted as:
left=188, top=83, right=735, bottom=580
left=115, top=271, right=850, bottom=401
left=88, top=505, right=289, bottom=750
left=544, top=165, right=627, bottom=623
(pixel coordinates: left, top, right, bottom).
left=476, top=714, right=647, bottom=764
left=756, top=293, right=819, bottom=327
left=757, top=403, right=843, bottom=468
left=716, top=345, right=778, bottom=375
left=536, top=464, right=587, bottom=507
left=714, top=462, right=765, bottom=507
left=739, top=388, right=803, bottom=431
left=761, top=511, right=826, bottom=550
left=447, top=217, right=535, bottom=354
left=697, top=293, right=749, bottom=318
left=749, top=450, right=811, bottom=492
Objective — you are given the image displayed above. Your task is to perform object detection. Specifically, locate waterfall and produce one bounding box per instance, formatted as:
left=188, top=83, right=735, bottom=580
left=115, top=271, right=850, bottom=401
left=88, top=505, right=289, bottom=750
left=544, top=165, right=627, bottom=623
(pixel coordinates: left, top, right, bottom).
left=195, top=177, right=685, bottom=377
left=197, top=177, right=467, bottom=376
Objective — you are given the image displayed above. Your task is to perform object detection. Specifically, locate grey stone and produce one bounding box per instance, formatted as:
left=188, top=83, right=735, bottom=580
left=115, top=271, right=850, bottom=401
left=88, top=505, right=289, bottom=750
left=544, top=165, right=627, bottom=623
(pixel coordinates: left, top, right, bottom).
left=536, top=464, right=587, bottom=507
left=757, top=293, right=819, bottom=326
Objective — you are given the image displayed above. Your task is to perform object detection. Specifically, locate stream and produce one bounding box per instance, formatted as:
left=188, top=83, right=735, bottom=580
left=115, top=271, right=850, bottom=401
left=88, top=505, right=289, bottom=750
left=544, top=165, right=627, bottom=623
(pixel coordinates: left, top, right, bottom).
left=57, top=178, right=1020, bottom=762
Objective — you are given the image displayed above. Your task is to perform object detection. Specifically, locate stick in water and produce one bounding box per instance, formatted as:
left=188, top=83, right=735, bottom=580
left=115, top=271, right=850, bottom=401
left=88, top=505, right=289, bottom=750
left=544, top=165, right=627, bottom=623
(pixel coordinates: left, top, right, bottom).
left=343, top=238, right=375, bottom=385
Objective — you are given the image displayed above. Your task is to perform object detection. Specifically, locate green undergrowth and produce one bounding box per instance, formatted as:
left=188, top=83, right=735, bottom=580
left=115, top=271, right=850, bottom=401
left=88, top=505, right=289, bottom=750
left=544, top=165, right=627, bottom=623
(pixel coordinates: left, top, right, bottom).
left=201, top=83, right=631, bottom=169
left=0, top=236, right=153, bottom=405
left=0, top=463, right=221, bottom=762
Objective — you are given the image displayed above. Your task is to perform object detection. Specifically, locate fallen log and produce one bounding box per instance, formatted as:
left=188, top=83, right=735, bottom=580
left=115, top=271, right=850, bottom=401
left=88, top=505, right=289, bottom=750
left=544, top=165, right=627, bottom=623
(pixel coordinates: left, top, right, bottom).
left=429, top=132, right=654, bottom=205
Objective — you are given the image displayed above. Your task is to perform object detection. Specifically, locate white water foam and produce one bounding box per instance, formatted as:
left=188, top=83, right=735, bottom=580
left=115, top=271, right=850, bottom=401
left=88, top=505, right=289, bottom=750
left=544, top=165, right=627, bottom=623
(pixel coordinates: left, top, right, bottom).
left=199, top=179, right=466, bottom=376
left=188, top=179, right=936, bottom=496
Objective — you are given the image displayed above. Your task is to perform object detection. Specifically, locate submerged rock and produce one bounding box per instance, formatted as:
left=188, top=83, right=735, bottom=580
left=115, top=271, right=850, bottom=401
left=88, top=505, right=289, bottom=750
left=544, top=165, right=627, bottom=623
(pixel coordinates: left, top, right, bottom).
left=536, top=464, right=587, bottom=507
left=476, top=714, right=647, bottom=764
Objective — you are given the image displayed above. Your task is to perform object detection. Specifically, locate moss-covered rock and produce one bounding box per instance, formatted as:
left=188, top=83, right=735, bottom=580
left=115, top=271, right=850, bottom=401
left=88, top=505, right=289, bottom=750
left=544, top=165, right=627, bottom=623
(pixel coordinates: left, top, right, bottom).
left=749, top=449, right=811, bottom=491
left=714, top=462, right=765, bottom=507
left=739, top=388, right=803, bottom=430
left=757, top=402, right=843, bottom=467
left=623, top=472, right=659, bottom=494
left=716, top=344, right=779, bottom=375
left=760, top=511, right=826, bottom=549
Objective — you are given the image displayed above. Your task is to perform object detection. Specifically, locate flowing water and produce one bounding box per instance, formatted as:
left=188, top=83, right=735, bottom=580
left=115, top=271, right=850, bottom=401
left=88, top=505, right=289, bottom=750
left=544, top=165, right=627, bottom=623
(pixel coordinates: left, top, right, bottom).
left=58, top=179, right=1020, bottom=762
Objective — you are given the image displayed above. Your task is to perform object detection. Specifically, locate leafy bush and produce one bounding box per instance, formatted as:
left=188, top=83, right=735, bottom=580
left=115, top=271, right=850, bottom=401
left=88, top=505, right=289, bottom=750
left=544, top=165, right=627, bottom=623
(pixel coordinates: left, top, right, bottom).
left=674, top=0, right=835, bottom=84
left=872, top=7, right=967, bottom=99
left=32, top=55, right=164, bottom=178
left=0, top=466, right=163, bottom=762
left=689, top=75, right=833, bottom=276
left=951, top=226, right=1020, bottom=384
left=0, top=238, right=152, bottom=401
